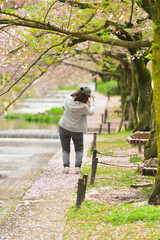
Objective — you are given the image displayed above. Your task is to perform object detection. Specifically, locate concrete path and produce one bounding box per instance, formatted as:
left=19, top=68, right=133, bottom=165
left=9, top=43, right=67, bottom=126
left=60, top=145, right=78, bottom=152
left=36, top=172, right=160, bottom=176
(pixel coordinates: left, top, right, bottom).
left=0, top=91, right=120, bottom=240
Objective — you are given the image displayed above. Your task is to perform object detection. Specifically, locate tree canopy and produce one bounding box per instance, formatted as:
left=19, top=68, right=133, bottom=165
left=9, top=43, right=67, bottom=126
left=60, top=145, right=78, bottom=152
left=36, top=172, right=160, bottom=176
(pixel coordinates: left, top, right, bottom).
left=0, top=0, right=153, bottom=113
left=2, top=0, right=160, bottom=204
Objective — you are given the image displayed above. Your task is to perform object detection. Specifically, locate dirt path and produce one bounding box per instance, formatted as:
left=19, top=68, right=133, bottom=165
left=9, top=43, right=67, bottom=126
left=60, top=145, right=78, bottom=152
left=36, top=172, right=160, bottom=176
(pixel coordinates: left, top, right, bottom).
left=0, top=138, right=91, bottom=240
left=0, top=91, right=117, bottom=240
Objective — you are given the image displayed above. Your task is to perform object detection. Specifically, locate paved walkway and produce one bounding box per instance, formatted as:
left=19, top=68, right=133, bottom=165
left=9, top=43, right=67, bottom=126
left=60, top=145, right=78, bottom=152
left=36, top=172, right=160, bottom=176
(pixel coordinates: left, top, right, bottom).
left=0, top=91, right=120, bottom=240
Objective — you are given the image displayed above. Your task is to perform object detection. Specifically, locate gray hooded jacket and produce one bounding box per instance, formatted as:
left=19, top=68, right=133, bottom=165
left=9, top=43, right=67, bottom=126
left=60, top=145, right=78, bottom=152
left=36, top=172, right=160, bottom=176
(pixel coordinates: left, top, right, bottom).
left=59, top=95, right=95, bottom=133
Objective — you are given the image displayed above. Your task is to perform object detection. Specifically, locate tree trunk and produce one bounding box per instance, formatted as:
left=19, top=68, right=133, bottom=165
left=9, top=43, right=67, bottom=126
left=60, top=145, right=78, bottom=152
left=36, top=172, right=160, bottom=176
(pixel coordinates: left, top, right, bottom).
left=148, top=0, right=160, bottom=205
left=128, top=60, right=138, bottom=129
left=145, top=101, right=157, bottom=159
left=119, top=60, right=138, bottom=129
left=119, top=66, right=128, bottom=119
left=133, top=58, right=152, bottom=131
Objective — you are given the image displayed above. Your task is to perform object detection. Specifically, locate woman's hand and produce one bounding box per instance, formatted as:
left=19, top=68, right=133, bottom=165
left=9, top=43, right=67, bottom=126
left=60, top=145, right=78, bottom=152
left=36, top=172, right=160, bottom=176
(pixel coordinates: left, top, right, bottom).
left=86, top=96, right=94, bottom=104
left=89, top=97, right=94, bottom=103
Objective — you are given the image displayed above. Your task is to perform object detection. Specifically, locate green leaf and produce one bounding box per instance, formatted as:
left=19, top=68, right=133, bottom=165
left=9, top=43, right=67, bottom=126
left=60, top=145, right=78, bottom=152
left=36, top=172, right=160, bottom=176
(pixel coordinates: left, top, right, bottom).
left=152, top=43, right=159, bottom=49
left=145, top=53, right=154, bottom=60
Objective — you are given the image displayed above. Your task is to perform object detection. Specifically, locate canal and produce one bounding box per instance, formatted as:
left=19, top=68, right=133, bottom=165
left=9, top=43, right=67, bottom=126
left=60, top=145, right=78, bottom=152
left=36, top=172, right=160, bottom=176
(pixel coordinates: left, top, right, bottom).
left=0, top=90, right=72, bottom=223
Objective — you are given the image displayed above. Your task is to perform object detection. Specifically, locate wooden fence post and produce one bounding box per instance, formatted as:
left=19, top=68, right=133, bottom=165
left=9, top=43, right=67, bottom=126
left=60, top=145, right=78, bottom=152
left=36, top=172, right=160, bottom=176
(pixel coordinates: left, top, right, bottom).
left=90, top=157, right=98, bottom=185
left=76, top=178, right=84, bottom=210
left=90, top=133, right=97, bottom=152
left=101, top=114, right=104, bottom=123
left=81, top=174, right=88, bottom=202
left=104, top=109, right=108, bottom=124
left=108, top=122, right=111, bottom=134
left=99, top=124, right=102, bottom=134
left=91, top=149, right=97, bottom=170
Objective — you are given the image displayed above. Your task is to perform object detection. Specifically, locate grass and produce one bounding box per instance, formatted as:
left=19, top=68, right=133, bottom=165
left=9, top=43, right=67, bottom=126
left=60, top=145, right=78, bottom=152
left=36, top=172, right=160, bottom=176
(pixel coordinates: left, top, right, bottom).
left=64, top=130, right=158, bottom=240
left=82, top=162, right=153, bottom=188
left=64, top=201, right=160, bottom=240
left=5, top=107, right=63, bottom=125
left=45, top=107, right=63, bottom=115
left=130, top=155, right=142, bottom=164
left=95, top=130, right=133, bottom=155
left=104, top=205, right=160, bottom=225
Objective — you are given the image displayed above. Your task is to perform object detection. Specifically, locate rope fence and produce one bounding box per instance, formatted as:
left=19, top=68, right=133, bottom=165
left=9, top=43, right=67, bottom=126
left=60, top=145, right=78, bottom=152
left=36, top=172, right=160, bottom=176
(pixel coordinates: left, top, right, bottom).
left=98, top=161, right=138, bottom=168
left=97, top=151, right=139, bottom=158
left=76, top=126, right=143, bottom=210
left=75, top=107, right=149, bottom=209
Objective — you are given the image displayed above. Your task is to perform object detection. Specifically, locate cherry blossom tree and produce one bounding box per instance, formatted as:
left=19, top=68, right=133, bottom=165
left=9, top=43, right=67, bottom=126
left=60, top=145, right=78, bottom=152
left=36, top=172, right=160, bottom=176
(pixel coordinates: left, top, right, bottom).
left=2, top=0, right=160, bottom=204
left=0, top=0, right=151, bottom=121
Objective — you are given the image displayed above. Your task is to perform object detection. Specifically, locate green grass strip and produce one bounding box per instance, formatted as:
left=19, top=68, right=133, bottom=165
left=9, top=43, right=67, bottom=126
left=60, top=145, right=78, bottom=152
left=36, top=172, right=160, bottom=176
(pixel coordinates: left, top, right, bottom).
left=104, top=205, right=160, bottom=225
left=5, top=107, right=63, bottom=125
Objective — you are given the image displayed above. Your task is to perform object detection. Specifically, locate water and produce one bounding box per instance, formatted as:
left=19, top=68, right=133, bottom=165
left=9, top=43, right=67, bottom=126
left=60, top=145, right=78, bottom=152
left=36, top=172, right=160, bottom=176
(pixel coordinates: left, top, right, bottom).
left=0, top=138, right=60, bottom=184
left=0, top=93, right=63, bottom=197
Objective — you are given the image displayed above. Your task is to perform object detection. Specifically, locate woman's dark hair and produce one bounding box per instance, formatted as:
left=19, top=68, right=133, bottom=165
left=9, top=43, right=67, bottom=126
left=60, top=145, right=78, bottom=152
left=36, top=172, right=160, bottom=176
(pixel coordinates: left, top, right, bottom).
left=71, top=88, right=89, bottom=103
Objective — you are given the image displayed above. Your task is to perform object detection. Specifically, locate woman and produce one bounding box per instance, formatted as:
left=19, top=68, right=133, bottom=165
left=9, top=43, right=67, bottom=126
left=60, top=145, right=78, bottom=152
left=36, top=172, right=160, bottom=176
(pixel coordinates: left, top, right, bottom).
left=58, top=86, right=95, bottom=174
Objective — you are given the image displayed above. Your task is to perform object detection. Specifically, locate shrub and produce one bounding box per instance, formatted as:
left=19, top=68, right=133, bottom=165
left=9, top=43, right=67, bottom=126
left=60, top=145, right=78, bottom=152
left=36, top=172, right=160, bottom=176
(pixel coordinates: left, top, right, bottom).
left=46, top=107, right=63, bottom=115
left=97, top=80, right=119, bottom=96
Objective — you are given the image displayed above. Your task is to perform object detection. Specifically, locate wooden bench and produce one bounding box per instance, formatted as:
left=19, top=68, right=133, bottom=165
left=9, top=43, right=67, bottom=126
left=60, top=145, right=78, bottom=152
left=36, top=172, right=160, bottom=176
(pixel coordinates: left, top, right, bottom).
left=138, top=158, right=157, bottom=176
left=127, top=131, right=150, bottom=154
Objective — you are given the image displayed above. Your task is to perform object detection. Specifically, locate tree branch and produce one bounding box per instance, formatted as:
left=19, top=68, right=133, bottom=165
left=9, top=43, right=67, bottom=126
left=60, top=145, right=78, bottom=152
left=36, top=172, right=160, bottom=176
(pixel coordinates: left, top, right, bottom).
left=0, top=24, right=11, bottom=30
left=67, top=1, right=73, bottom=28
left=0, top=71, right=44, bottom=115
left=8, top=45, right=25, bottom=54
left=104, top=50, right=127, bottom=62
left=137, top=0, right=155, bottom=17
left=63, top=61, right=120, bottom=77
left=44, top=0, right=57, bottom=22
left=0, top=36, right=70, bottom=97
left=129, top=0, right=134, bottom=24
left=137, top=15, right=151, bottom=23
left=0, top=17, right=152, bottom=48
left=107, top=21, right=133, bottom=41
left=0, top=10, right=107, bottom=34
left=78, top=13, right=96, bottom=30
left=57, top=0, right=98, bottom=9
left=2, top=29, right=25, bottom=44
left=104, top=50, right=130, bottom=71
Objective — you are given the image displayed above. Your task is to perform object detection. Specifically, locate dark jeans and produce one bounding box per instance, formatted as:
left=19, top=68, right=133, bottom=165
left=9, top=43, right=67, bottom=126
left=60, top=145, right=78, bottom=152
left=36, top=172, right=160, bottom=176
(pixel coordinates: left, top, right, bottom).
left=59, top=126, right=83, bottom=167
